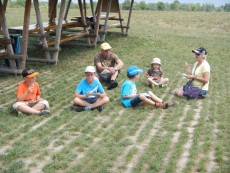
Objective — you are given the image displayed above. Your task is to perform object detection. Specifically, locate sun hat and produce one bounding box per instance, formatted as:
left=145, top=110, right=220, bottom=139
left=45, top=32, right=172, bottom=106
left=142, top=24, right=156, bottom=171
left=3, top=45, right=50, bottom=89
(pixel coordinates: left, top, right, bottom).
left=127, top=66, right=143, bottom=77
left=152, top=58, right=161, bottom=65
left=192, top=47, right=207, bottom=55
left=85, top=66, right=95, bottom=73
left=22, top=68, right=39, bottom=78
left=100, top=43, right=112, bottom=50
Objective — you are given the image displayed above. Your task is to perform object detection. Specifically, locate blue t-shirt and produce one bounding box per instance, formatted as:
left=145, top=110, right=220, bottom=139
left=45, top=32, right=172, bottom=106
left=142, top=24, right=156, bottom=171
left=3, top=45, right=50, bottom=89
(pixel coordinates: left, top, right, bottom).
left=120, top=79, right=137, bottom=107
left=75, top=79, right=104, bottom=97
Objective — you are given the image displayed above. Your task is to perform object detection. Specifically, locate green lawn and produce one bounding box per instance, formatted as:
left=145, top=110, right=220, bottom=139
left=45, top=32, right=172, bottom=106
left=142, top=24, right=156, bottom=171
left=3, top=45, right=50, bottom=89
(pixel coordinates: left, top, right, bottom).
left=0, top=9, right=230, bottom=173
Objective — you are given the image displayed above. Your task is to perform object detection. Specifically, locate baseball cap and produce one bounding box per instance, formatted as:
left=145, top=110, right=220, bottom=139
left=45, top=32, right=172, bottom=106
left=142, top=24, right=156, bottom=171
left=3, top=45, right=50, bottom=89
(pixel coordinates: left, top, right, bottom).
left=192, top=47, right=207, bottom=55
left=85, top=66, right=95, bottom=73
left=152, top=58, right=161, bottom=65
left=127, top=66, right=143, bottom=77
left=22, top=68, right=39, bottom=78
left=100, top=43, right=112, bottom=50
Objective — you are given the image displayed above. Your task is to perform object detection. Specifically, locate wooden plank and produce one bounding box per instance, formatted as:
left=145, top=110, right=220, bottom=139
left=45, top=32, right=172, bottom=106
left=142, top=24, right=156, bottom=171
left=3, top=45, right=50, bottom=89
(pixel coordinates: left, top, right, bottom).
left=0, top=38, right=13, bottom=45
left=0, top=50, right=7, bottom=58
left=100, top=23, right=121, bottom=30
left=9, top=20, right=87, bottom=34
left=47, top=32, right=88, bottom=46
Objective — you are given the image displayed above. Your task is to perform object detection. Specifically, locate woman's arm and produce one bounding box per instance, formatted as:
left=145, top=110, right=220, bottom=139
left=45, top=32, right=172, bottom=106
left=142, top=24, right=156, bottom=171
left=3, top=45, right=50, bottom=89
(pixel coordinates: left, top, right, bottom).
left=188, top=72, right=209, bottom=83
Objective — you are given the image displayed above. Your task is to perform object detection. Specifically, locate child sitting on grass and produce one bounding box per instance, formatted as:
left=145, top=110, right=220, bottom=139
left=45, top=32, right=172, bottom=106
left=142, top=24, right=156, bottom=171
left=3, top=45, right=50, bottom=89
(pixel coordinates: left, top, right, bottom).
left=72, top=66, right=109, bottom=112
left=120, top=66, right=175, bottom=109
left=144, top=57, right=169, bottom=88
left=13, top=68, right=50, bottom=116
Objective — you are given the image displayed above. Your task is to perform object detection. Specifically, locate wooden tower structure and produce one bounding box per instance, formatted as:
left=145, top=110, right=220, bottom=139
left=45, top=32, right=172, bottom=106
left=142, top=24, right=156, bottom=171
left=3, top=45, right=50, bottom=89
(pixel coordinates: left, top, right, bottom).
left=0, top=0, right=134, bottom=74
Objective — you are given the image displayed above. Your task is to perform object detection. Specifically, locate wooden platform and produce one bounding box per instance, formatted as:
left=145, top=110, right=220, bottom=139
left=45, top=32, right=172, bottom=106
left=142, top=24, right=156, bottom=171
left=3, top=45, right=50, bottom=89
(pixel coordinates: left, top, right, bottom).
left=9, top=20, right=87, bottom=34
left=47, top=32, right=88, bottom=46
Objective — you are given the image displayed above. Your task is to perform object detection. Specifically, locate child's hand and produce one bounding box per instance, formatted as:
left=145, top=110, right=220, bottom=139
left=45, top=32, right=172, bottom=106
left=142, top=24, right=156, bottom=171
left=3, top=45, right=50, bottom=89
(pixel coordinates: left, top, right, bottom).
left=86, top=91, right=92, bottom=97
left=27, top=84, right=34, bottom=93
left=144, top=73, right=149, bottom=78
left=185, top=62, right=191, bottom=74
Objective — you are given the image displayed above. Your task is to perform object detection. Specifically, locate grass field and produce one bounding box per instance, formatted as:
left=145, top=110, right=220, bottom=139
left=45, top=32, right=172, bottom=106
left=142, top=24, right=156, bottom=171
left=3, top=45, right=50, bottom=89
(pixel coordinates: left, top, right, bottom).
left=0, top=9, right=230, bottom=173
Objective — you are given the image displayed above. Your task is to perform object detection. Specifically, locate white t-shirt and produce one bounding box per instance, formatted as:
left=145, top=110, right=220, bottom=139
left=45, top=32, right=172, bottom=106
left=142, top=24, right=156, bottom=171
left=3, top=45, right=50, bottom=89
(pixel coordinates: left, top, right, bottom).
left=192, top=60, right=210, bottom=91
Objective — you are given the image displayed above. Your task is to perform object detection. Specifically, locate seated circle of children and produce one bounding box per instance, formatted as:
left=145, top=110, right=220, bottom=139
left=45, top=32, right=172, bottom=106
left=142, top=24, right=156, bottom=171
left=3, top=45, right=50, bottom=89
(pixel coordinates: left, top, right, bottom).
left=12, top=68, right=50, bottom=116
left=73, top=66, right=110, bottom=112
left=120, top=66, right=174, bottom=109
left=144, top=57, right=169, bottom=88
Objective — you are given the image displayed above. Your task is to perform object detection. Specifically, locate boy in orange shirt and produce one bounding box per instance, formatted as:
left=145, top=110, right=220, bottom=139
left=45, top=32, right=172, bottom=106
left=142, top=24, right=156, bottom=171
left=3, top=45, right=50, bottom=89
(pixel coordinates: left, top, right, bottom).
left=13, top=68, right=50, bottom=116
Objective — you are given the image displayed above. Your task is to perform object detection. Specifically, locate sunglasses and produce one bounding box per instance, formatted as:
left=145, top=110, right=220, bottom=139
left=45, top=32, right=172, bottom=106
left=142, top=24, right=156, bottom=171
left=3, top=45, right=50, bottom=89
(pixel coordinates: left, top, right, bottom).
left=27, top=69, right=35, bottom=74
left=195, top=53, right=201, bottom=57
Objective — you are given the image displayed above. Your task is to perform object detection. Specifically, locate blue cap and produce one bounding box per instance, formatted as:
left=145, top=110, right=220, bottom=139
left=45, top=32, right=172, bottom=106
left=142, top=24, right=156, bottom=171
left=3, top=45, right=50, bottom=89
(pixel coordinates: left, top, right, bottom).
left=127, top=66, right=143, bottom=77
left=192, top=47, right=207, bottom=55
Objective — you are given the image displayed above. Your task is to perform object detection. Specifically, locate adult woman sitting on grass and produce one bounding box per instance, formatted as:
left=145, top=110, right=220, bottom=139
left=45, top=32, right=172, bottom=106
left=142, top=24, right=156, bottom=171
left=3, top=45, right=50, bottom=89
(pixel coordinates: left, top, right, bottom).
left=174, top=47, right=210, bottom=99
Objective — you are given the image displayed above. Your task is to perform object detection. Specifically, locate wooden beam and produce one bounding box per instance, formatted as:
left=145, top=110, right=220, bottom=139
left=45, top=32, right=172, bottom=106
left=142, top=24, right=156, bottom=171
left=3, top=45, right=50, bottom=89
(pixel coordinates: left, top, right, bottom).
left=19, top=0, right=32, bottom=70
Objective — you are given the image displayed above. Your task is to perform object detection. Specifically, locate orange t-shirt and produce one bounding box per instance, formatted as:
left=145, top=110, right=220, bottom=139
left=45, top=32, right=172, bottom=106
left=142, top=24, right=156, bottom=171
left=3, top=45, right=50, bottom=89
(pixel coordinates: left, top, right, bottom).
left=16, top=81, right=41, bottom=102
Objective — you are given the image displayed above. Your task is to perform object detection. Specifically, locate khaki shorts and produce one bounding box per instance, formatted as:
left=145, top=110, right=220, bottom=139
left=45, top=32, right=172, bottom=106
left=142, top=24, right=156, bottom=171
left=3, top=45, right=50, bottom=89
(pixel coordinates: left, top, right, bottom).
left=13, top=99, right=50, bottom=111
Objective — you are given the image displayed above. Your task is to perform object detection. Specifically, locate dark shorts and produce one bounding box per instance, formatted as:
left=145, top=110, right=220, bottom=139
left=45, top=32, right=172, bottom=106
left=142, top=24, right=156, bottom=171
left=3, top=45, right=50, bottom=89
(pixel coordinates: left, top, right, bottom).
left=130, top=95, right=142, bottom=107
left=83, top=97, right=98, bottom=104
left=199, top=90, right=208, bottom=95
left=96, top=70, right=121, bottom=83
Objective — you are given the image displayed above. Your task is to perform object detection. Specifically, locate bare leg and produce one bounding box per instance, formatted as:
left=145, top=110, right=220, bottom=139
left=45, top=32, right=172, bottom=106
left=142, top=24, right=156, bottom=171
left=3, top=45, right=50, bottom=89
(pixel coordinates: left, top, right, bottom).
left=111, top=71, right=118, bottom=81
left=90, top=96, right=110, bottom=109
left=173, top=87, right=184, bottom=97
left=148, top=91, right=163, bottom=103
left=32, top=103, right=46, bottom=111
left=139, top=94, right=156, bottom=106
left=73, top=96, right=110, bottom=108
left=158, top=78, right=169, bottom=85
left=17, top=105, right=40, bottom=115
left=147, top=78, right=159, bottom=86
left=73, top=97, right=92, bottom=107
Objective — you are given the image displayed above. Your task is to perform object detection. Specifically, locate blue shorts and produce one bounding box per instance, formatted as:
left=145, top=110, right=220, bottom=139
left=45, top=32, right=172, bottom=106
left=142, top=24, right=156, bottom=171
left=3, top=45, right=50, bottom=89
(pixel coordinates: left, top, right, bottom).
left=199, top=90, right=208, bottom=96
left=130, top=95, right=142, bottom=107
left=83, top=97, right=98, bottom=104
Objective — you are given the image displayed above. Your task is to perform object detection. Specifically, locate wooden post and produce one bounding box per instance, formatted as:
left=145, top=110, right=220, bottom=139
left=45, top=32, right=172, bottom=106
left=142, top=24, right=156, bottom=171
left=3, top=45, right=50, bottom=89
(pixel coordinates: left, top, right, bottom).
left=19, top=0, right=31, bottom=70
left=93, top=0, right=102, bottom=45
left=78, top=0, right=91, bottom=46
left=90, top=0, right=96, bottom=23
left=48, top=0, right=57, bottom=24
left=125, top=0, right=134, bottom=34
left=0, top=0, right=17, bottom=70
left=101, top=0, right=112, bottom=42
left=0, top=0, right=7, bottom=29
left=64, top=0, right=72, bottom=20
left=52, top=0, right=66, bottom=64
left=116, top=0, right=124, bottom=34
left=83, top=0, right=87, bottom=18
left=33, top=0, right=51, bottom=61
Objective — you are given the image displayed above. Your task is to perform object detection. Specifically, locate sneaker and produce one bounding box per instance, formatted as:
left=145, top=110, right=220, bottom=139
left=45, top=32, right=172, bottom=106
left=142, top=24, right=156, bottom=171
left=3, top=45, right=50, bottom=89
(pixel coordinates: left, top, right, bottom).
left=167, top=101, right=176, bottom=107
left=97, top=106, right=103, bottom=112
left=159, top=84, right=167, bottom=88
left=107, top=81, right=118, bottom=90
left=40, top=109, right=50, bottom=115
left=17, top=111, right=23, bottom=116
left=155, top=102, right=169, bottom=109
left=198, top=95, right=205, bottom=99
left=148, top=83, right=153, bottom=88
left=72, top=105, right=85, bottom=112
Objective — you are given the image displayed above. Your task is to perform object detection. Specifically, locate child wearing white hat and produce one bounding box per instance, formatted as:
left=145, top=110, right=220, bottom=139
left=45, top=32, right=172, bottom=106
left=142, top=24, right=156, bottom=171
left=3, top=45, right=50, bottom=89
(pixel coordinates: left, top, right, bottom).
left=144, top=58, right=169, bottom=88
